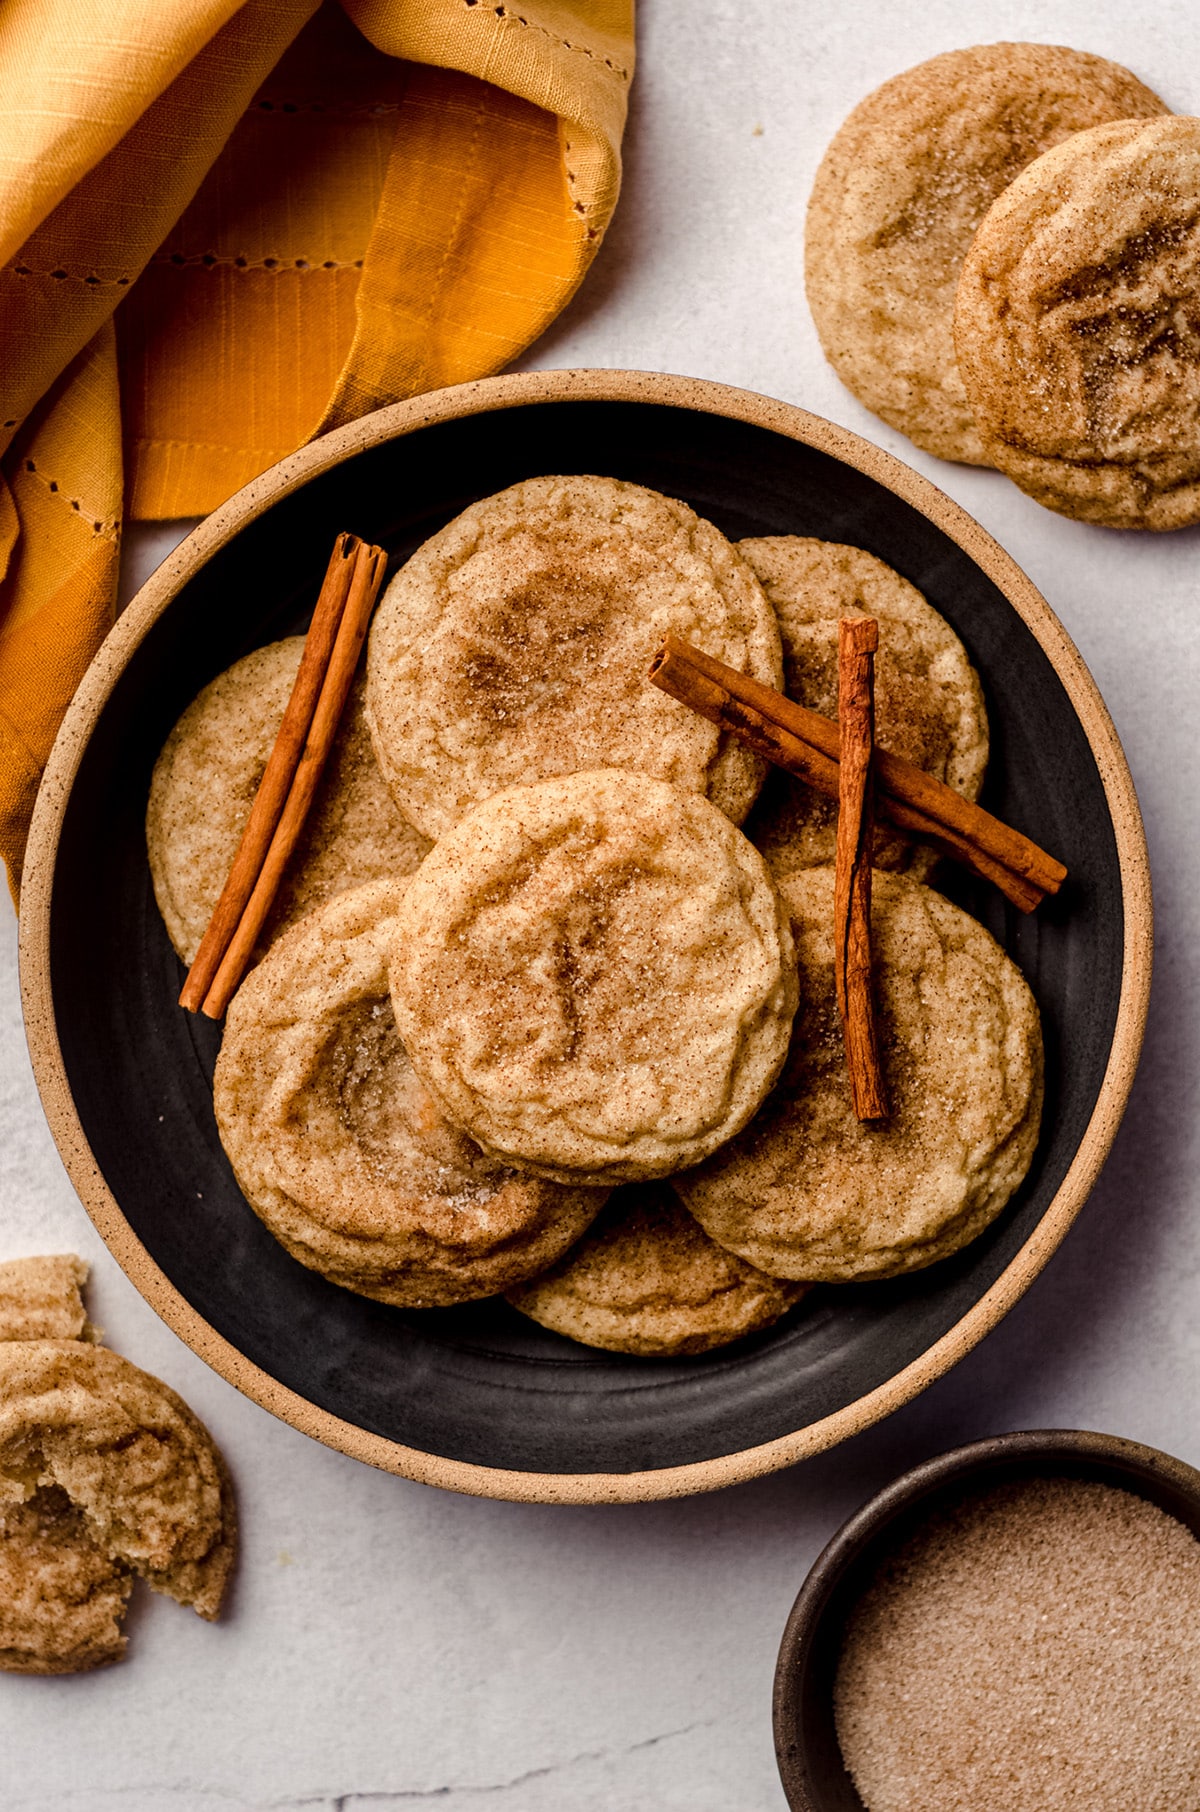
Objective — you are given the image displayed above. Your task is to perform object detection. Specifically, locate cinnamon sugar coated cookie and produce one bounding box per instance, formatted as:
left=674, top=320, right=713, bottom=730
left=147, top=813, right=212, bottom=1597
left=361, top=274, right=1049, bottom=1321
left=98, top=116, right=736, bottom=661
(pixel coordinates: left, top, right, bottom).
left=0, top=1264, right=235, bottom=1673
left=955, top=116, right=1200, bottom=528
left=214, top=879, right=607, bottom=1305
left=389, top=771, right=799, bottom=1186
left=674, top=868, right=1042, bottom=1281
left=739, top=538, right=987, bottom=880
left=506, top=1184, right=807, bottom=1356
left=806, top=45, right=1166, bottom=463
left=147, top=637, right=429, bottom=965
left=365, top=475, right=783, bottom=839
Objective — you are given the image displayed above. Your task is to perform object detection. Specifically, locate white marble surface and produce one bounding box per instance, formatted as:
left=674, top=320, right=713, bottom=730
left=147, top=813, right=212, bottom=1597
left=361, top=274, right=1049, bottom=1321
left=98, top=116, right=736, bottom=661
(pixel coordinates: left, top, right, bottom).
left=3, top=3, right=1200, bottom=1806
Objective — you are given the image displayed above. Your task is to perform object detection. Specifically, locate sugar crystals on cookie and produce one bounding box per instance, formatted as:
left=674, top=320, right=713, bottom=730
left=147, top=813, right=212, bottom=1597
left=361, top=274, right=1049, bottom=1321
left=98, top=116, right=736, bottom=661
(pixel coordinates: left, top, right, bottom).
left=674, top=868, right=1043, bottom=1282
left=214, top=879, right=608, bottom=1306
left=955, top=114, right=1200, bottom=530
left=507, top=1184, right=807, bottom=1357
left=365, top=474, right=783, bottom=837
left=389, top=769, right=800, bottom=1187
left=806, top=44, right=1166, bottom=463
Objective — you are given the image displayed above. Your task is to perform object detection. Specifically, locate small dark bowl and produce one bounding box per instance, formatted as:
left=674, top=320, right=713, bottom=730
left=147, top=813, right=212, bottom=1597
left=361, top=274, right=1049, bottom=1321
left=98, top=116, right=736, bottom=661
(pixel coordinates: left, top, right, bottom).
left=773, top=1429, right=1200, bottom=1811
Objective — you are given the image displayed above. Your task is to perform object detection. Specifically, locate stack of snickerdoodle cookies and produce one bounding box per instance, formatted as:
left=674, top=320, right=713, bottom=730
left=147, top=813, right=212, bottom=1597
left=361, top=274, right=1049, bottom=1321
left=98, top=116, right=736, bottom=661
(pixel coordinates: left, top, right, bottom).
left=150, top=476, right=1043, bottom=1358
left=807, top=44, right=1200, bottom=530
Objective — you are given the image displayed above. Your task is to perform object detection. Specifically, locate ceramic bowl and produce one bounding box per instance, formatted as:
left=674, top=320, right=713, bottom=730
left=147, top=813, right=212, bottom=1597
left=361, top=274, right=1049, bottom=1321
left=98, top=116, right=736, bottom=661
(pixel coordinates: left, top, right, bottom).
left=772, top=1429, right=1200, bottom=1810
left=19, top=369, right=1151, bottom=1502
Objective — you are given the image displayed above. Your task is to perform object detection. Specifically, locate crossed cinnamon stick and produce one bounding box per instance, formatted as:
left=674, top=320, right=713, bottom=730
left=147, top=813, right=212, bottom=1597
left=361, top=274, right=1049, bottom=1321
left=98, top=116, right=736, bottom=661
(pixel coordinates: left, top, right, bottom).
left=650, top=628, right=1068, bottom=1123
left=648, top=632, right=1065, bottom=914
left=835, top=618, right=888, bottom=1121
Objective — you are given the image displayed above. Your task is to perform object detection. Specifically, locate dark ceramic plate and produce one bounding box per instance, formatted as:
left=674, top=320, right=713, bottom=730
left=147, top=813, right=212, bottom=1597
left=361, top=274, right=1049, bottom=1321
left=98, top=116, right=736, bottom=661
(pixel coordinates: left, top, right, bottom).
left=20, top=371, right=1151, bottom=1502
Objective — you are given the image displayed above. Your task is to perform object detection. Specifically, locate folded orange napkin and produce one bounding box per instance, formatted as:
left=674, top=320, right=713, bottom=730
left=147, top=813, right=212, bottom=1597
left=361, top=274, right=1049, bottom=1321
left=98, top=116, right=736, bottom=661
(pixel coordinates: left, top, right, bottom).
left=0, top=0, right=633, bottom=897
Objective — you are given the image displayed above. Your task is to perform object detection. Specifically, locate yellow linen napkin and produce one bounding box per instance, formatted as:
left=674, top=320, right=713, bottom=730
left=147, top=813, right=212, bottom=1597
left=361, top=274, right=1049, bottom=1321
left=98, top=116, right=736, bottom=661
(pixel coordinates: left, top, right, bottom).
left=0, top=0, right=633, bottom=897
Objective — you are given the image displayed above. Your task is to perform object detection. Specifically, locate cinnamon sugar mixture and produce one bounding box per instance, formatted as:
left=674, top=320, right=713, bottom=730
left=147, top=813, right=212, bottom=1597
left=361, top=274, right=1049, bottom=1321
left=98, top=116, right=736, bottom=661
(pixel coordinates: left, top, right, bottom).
left=835, top=1477, right=1200, bottom=1812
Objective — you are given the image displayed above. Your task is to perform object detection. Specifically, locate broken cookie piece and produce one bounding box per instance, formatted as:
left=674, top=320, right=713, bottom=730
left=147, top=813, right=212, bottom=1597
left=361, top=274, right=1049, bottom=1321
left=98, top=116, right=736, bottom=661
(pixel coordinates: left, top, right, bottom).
left=0, top=1257, right=236, bottom=1672
left=0, top=1254, right=94, bottom=1343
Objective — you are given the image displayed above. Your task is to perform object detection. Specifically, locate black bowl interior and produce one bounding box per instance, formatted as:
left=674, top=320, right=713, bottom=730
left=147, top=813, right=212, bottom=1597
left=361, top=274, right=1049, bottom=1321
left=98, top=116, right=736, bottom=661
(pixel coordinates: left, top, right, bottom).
left=772, top=1433, right=1200, bottom=1812
left=47, top=397, right=1123, bottom=1477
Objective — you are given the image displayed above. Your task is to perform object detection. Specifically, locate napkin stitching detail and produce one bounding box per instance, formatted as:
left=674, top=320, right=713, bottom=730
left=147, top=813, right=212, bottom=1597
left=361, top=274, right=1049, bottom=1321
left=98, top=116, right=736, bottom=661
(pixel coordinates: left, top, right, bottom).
left=130, top=437, right=296, bottom=457
left=19, top=459, right=120, bottom=538
left=562, top=138, right=600, bottom=238
left=7, top=265, right=131, bottom=288
left=150, top=252, right=365, bottom=273
left=463, top=1, right=631, bottom=81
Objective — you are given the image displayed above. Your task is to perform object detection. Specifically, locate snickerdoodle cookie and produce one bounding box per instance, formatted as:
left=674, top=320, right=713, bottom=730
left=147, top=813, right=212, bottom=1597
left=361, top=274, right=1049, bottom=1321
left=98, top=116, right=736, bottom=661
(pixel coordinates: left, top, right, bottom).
left=214, top=879, right=607, bottom=1306
left=365, top=475, right=783, bottom=839
left=389, top=771, right=799, bottom=1187
left=506, top=1184, right=807, bottom=1356
left=739, top=538, right=987, bottom=880
left=0, top=1271, right=235, bottom=1672
left=955, top=115, right=1200, bottom=529
left=147, top=637, right=429, bottom=965
left=674, top=868, right=1042, bottom=1282
left=806, top=44, right=1166, bottom=463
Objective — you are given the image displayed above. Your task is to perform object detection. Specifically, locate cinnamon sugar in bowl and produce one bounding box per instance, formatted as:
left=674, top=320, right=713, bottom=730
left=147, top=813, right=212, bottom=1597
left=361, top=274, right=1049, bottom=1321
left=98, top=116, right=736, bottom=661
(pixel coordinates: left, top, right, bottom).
left=774, top=1430, right=1200, bottom=1812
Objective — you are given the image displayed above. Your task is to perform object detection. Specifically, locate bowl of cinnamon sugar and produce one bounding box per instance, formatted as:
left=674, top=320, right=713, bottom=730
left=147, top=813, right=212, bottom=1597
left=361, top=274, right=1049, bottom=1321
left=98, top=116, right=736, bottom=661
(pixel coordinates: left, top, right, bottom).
left=773, top=1428, right=1200, bottom=1812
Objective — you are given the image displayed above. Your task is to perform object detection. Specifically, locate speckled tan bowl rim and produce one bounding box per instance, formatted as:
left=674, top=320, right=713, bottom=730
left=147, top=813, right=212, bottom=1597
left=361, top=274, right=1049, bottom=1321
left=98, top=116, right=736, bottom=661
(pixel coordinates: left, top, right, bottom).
left=18, top=368, right=1153, bottom=1505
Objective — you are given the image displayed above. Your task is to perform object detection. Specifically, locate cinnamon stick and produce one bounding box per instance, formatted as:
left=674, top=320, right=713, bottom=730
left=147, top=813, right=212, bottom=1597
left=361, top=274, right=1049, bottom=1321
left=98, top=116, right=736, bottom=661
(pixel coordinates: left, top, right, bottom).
left=178, top=533, right=360, bottom=1012
left=835, top=619, right=887, bottom=1121
left=648, top=632, right=1065, bottom=913
left=198, top=538, right=388, bottom=1020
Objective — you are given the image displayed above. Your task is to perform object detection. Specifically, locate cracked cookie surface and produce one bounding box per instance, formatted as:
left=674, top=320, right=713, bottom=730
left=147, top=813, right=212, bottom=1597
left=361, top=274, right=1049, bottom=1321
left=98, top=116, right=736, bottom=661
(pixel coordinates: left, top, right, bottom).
left=214, top=879, right=607, bottom=1306
left=147, top=637, right=429, bottom=965
left=365, top=474, right=783, bottom=839
left=674, top=868, right=1042, bottom=1281
left=389, top=771, right=799, bottom=1186
left=806, top=44, right=1166, bottom=463
left=739, top=538, right=987, bottom=881
left=955, top=115, right=1200, bottom=528
left=506, top=1184, right=807, bottom=1356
